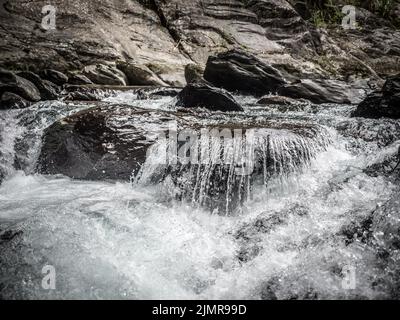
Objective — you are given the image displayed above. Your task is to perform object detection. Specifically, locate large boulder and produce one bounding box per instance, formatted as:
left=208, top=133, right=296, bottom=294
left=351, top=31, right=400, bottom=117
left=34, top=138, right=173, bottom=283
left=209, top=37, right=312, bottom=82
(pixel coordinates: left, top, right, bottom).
left=17, top=71, right=59, bottom=100
left=204, top=49, right=286, bottom=96
left=83, top=64, right=128, bottom=86
left=176, top=82, right=244, bottom=112
left=67, top=74, right=93, bottom=85
left=278, top=79, right=365, bottom=104
left=0, top=69, right=41, bottom=102
left=37, top=105, right=171, bottom=180
left=352, top=74, right=400, bottom=119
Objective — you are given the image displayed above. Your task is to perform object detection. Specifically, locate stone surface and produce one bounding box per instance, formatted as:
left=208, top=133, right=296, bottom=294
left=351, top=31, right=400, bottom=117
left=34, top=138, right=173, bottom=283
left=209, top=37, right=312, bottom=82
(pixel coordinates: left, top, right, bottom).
left=0, top=92, right=30, bottom=109
left=82, top=64, right=127, bottom=86
left=352, top=74, right=400, bottom=119
left=17, top=71, right=58, bottom=100
left=176, top=82, right=244, bottom=112
left=0, top=69, right=41, bottom=102
left=278, top=79, right=365, bottom=104
left=116, top=61, right=167, bottom=86
left=204, top=49, right=286, bottom=96
left=41, top=69, right=68, bottom=86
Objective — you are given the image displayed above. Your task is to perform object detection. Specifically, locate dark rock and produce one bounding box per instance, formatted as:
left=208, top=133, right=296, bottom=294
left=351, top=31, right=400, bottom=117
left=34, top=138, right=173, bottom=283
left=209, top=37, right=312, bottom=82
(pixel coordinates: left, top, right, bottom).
left=0, top=230, right=23, bottom=242
left=0, top=92, right=30, bottom=109
left=37, top=105, right=173, bottom=181
left=0, top=69, right=41, bottom=102
left=17, top=71, right=58, bottom=100
left=42, top=69, right=69, bottom=86
left=278, top=79, right=364, bottom=104
left=204, top=49, right=286, bottom=96
left=137, top=88, right=181, bottom=100
left=184, top=64, right=204, bottom=84
left=116, top=61, right=167, bottom=86
left=83, top=64, right=127, bottom=86
left=62, top=86, right=114, bottom=101
left=176, top=82, right=244, bottom=112
left=68, top=74, right=93, bottom=85
left=257, top=95, right=300, bottom=105
left=352, top=74, right=400, bottom=119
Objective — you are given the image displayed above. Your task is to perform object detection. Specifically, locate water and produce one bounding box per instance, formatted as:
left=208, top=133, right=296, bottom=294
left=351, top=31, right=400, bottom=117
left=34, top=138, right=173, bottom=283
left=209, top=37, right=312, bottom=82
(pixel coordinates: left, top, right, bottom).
left=1, top=92, right=400, bottom=299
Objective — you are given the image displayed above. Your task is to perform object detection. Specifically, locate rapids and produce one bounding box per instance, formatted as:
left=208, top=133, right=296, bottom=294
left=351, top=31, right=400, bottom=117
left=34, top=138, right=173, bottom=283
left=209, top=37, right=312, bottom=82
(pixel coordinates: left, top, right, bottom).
left=1, top=92, right=400, bottom=299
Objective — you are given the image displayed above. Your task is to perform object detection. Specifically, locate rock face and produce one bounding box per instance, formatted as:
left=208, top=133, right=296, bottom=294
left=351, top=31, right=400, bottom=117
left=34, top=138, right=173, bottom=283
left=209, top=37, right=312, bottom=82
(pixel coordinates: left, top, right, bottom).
left=204, top=49, right=286, bottom=96
left=176, top=82, right=244, bottom=112
left=0, top=69, right=41, bottom=102
left=0, top=0, right=399, bottom=90
left=352, top=74, right=400, bottom=119
left=41, top=69, right=68, bottom=86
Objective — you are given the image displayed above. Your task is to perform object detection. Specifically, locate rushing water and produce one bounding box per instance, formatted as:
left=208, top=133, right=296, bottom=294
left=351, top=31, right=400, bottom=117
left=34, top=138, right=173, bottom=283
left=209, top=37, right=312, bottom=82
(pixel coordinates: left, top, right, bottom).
left=1, top=93, right=400, bottom=299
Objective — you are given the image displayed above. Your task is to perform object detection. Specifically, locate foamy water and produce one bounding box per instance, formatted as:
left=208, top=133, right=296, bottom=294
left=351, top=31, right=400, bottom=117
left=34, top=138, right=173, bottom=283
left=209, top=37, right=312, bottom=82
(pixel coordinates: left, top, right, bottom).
left=1, top=91, right=399, bottom=299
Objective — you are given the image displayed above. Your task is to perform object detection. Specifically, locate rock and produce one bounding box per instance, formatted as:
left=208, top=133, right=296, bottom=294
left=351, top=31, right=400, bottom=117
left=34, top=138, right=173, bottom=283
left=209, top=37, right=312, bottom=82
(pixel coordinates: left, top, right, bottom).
left=257, top=95, right=300, bottom=105
left=278, top=79, right=365, bottom=104
left=0, top=92, right=30, bottom=109
left=41, top=69, right=69, bottom=86
left=176, top=82, right=244, bottom=112
left=116, top=61, right=167, bottom=86
left=185, top=64, right=204, bottom=84
left=352, top=74, right=400, bottom=119
left=204, top=49, right=286, bottom=96
left=83, top=64, right=127, bottom=86
left=17, top=71, right=58, bottom=100
left=37, top=105, right=164, bottom=180
left=0, top=69, right=41, bottom=102
left=137, top=88, right=181, bottom=100
left=68, top=74, right=93, bottom=85
left=62, top=86, right=114, bottom=101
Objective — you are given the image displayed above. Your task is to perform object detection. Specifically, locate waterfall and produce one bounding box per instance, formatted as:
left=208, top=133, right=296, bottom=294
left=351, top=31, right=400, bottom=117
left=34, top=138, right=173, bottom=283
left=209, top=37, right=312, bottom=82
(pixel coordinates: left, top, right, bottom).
left=135, top=123, right=333, bottom=214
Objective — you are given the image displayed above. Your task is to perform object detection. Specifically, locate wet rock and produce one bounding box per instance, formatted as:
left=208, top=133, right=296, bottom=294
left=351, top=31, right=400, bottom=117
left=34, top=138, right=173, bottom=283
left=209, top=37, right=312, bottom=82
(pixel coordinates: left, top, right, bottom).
left=83, top=64, right=127, bottom=86
left=257, top=95, right=300, bottom=105
left=17, top=71, right=58, bottom=100
left=137, top=88, right=181, bottom=100
left=68, top=74, right=93, bottom=85
left=0, top=69, right=41, bottom=102
left=37, top=105, right=175, bottom=180
left=116, top=61, right=167, bottom=86
left=0, top=230, right=23, bottom=243
left=41, top=69, right=69, bottom=86
left=0, top=92, right=30, bottom=109
left=176, top=82, right=244, bottom=112
left=204, top=49, right=286, bottom=96
left=278, top=79, right=364, bottom=104
left=352, top=74, right=400, bottom=119
left=62, top=86, right=115, bottom=102
left=184, top=64, right=204, bottom=84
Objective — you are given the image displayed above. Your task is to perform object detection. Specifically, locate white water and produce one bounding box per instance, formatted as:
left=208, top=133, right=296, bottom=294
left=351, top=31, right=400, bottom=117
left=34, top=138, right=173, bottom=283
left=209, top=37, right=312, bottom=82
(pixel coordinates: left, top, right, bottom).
left=1, top=93, right=400, bottom=299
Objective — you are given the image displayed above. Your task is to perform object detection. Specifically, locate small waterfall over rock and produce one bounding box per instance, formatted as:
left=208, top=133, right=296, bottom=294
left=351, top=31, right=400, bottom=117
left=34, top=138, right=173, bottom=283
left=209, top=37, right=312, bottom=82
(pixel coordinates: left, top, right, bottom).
left=135, top=121, right=332, bottom=214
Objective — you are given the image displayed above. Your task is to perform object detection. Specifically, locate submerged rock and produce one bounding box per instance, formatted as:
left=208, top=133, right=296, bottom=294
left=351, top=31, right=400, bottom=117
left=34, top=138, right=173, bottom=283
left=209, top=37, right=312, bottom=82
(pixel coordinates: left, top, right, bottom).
left=352, top=74, right=400, bottom=119
left=204, top=49, right=286, bottom=96
left=176, top=82, right=244, bottom=112
left=0, top=69, right=41, bottom=102
left=257, top=95, right=300, bottom=105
